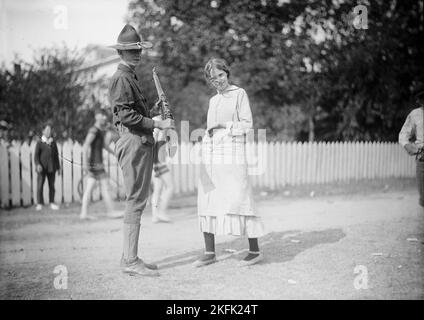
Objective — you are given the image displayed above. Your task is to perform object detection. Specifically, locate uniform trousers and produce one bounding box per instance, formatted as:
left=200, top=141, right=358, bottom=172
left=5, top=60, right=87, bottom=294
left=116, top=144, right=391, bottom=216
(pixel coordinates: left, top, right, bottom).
left=115, top=132, right=154, bottom=224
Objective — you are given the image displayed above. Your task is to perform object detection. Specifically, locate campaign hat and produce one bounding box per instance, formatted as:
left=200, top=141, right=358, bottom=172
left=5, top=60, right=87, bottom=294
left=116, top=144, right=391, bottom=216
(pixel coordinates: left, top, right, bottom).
left=109, top=24, right=153, bottom=50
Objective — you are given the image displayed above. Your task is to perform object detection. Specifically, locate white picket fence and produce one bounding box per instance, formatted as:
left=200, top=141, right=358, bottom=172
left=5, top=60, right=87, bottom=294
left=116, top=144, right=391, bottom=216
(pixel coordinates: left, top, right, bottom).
left=0, top=140, right=416, bottom=208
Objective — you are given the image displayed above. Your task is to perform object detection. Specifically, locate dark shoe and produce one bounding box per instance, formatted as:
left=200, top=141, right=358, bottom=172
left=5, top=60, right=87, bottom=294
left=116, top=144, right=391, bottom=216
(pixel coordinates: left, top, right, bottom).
left=120, top=256, right=158, bottom=270
left=192, top=252, right=216, bottom=268
left=121, top=258, right=160, bottom=277
left=238, top=251, right=264, bottom=267
left=142, top=259, right=158, bottom=270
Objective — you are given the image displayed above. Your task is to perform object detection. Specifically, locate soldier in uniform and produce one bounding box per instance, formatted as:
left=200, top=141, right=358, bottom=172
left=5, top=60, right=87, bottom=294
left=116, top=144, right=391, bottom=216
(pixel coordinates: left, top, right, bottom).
left=109, top=24, right=174, bottom=277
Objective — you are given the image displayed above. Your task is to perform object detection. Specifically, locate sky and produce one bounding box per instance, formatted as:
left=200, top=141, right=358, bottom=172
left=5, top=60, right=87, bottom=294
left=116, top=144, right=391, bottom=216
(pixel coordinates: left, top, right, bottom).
left=0, top=0, right=131, bottom=65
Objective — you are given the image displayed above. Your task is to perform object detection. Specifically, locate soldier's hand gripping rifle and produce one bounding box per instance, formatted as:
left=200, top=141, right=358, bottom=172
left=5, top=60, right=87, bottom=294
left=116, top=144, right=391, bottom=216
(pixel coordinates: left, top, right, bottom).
left=152, top=67, right=174, bottom=160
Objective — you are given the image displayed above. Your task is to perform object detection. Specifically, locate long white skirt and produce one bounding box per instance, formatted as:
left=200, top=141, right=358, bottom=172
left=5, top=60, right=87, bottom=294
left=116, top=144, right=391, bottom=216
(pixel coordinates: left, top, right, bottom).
left=199, top=214, right=265, bottom=238
left=197, top=132, right=265, bottom=238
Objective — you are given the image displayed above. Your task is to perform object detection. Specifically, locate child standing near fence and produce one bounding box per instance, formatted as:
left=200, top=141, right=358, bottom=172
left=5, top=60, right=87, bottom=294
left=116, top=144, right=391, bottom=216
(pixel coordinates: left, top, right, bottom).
left=34, top=123, right=61, bottom=211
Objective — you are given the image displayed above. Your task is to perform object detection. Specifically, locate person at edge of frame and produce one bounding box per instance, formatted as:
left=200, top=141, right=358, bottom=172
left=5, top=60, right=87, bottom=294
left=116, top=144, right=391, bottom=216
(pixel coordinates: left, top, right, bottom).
left=108, top=24, right=175, bottom=277
left=80, top=108, right=124, bottom=220
left=399, top=84, right=424, bottom=209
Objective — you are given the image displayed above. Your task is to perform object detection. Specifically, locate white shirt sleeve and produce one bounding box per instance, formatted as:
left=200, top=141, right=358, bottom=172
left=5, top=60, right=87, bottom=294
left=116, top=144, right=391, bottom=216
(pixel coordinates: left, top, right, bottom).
left=230, top=89, right=253, bottom=134
left=206, top=97, right=215, bottom=130
left=398, top=112, right=415, bottom=147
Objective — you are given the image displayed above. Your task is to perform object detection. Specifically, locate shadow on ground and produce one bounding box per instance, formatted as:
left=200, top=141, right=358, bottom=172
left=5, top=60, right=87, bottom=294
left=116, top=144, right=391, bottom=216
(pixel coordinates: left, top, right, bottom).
left=155, top=228, right=345, bottom=269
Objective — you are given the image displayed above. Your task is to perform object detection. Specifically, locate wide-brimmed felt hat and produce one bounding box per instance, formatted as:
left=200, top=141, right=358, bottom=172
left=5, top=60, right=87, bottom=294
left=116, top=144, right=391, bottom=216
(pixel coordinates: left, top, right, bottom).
left=109, top=24, right=153, bottom=50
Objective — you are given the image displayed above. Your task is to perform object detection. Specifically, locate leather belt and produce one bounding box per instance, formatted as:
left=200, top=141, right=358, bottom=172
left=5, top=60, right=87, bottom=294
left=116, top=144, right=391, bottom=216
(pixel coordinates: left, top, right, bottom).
left=117, top=125, right=154, bottom=145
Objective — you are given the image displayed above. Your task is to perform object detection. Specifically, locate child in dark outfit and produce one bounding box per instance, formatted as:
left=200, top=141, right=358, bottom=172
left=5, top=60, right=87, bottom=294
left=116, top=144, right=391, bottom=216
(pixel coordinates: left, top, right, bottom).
left=34, top=124, right=60, bottom=211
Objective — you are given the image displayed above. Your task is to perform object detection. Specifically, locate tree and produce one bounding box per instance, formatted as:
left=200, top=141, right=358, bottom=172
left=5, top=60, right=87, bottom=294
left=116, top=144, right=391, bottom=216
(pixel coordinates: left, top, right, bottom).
left=0, top=46, right=102, bottom=143
left=127, top=0, right=424, bottom=141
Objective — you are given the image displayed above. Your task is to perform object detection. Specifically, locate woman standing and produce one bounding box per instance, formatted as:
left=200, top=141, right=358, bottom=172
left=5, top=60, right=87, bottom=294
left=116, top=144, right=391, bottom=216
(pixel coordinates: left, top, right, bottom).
left=194, top=58, right=265, bottom=267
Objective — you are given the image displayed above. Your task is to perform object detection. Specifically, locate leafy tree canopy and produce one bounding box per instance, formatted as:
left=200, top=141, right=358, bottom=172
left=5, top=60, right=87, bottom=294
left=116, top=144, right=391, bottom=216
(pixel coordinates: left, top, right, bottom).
left=0, top=46, right=104, bottom=143
left=128, top=0, right=424, bottom=141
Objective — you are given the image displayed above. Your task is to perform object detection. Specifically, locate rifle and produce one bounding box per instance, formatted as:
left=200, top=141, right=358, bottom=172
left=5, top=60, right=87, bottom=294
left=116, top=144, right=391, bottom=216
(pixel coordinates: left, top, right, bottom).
left=152, top=67, right=174, bottom=162
left=152, top=67, right=173, bottom=120
left=152, top=67, right=215, bottom=191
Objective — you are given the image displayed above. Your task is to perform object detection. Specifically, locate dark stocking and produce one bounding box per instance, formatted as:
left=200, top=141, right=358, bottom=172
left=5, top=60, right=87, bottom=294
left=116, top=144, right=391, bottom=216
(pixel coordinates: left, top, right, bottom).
left=195, top=232, right=216, bottom=263
left=204, top=232, right=215, bottom=253
left=244, top=238, right=260, bottom=261
left=248, top=238, right=259, bottom=252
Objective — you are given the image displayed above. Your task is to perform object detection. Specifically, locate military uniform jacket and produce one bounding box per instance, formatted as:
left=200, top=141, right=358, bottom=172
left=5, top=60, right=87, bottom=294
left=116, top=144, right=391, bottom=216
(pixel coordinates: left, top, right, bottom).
left=109, top=63, right=155, bottom=144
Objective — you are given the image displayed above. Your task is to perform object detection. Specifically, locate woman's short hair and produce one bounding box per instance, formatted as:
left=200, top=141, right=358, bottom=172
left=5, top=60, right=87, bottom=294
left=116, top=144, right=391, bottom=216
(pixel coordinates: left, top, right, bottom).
left=204, top=58, right=230, bottom=81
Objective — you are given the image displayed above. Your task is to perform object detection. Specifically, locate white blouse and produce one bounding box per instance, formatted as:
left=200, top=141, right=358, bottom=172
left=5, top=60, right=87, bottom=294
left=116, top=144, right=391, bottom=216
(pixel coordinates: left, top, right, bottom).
left=206, top=85, right=253, bottom=135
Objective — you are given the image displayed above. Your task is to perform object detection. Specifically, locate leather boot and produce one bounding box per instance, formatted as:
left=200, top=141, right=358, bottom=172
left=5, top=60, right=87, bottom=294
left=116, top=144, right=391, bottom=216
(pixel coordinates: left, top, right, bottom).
left=121, top=223, right=159, bottom=276
left=120, top=254, right=158, bottom=271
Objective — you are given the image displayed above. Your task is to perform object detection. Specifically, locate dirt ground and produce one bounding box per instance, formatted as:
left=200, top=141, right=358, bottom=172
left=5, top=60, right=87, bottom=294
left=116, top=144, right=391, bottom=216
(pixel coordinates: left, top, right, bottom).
left=0, top=179, right=423, bottom=300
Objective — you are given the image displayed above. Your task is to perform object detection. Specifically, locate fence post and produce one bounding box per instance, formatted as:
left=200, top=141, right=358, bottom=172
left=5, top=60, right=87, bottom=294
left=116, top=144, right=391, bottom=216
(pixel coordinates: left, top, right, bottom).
left=275, top=141, right=281, bottom=189
left=62, top=140, right=73, bottom=203
left=10, top=141, right=21, bottom=207
left=54, top=143, right=63, bottom=204
left=280, top=142, right=287, bottom=187
left=73, top=143, right=83, bottom=202
left=30, top=141, right=37, bottom=205
left=0, top=142, right=10, bottom=208
left=20, top=142, right=32, bottom=206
